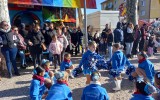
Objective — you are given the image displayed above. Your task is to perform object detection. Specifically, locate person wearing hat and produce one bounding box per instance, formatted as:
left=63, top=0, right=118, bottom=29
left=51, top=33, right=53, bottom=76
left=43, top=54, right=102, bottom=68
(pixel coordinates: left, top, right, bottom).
left=81, top=72, right=109, bottom=100
left=130, top=76, right=156, bottom=100
left=46, top=71, right=72, bottom=100
left=41, top=59, right=54, bottom=79
left=131, top=51, right=155, bottom=84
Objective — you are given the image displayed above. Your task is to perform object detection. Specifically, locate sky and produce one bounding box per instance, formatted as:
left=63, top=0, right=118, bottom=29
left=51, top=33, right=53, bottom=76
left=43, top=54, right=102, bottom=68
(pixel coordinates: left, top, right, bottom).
left=86, top=0, right=106, bottom=14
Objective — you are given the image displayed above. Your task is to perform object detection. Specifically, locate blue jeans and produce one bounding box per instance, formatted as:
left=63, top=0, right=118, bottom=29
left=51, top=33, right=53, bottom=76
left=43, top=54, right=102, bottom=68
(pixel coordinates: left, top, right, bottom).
left=125, top=42, right=133, bottom=55
left=19, top=50, right=26, bottom=65
left=108, top=46, right=112, bottom=59
left=1, top=47, right=18, bottom=75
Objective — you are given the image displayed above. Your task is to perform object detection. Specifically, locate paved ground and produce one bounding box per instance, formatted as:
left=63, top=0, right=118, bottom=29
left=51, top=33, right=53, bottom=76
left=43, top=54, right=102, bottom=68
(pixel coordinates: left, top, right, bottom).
left=0, top=53, right=160, bottom=100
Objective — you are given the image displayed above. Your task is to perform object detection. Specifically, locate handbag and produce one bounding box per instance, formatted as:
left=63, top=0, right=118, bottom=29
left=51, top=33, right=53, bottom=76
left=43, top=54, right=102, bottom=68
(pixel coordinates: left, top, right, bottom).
left=41, top=43, right=47, bottom=51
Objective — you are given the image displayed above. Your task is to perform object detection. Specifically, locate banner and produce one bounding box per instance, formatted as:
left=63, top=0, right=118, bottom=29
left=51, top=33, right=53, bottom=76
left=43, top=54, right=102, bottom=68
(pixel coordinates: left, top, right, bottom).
left=8, top=0, right=97, bottom=8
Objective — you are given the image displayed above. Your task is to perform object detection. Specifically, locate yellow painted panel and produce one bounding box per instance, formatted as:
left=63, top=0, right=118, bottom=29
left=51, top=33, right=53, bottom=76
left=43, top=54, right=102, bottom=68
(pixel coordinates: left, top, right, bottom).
left=72, top=0, right=81, bottom=8
left=150, top=0, right=160, bottom=18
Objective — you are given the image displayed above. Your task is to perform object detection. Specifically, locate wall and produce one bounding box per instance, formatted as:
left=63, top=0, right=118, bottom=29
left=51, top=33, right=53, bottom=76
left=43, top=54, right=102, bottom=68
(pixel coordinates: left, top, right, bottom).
left=138, top=0, right=150, bottom=20
left=150, top=0, right=160, bottom=19
left=87, top=10, right=119, bottom=34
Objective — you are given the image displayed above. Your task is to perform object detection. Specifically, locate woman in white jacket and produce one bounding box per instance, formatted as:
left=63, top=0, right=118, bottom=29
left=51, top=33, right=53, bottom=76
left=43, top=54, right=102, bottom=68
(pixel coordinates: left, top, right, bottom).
left=56, top=27, right=68, bottom=62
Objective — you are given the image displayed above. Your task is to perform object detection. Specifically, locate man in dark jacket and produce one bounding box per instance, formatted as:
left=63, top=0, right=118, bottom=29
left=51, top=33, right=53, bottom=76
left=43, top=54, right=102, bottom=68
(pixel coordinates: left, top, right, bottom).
left=77, top=27, right=83, bottom=53
left=101, top=24, right=109, bottom=38
left=45, top=23, right=56, bottom=46
left=71, top=28, right=79, bottom=55
left=27, top=25, right=45, bottom=68
left=114, top=22, right=124, bottom=44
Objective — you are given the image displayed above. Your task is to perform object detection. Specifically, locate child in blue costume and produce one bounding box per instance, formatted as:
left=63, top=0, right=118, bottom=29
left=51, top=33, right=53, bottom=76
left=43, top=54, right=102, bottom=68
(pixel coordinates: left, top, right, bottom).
left=46, top=71, right=73, bottom=100
left=131, top=51, right=155, bottom=84
left=110, top=43, right=132, bottom=91
left=41, top=59, right=54, bottom=79
left=79, top=41, right=97, bottom=84
left=130, top=76, right=156, bottom=100
left=30, top=66, right=46, bottom=100
left=60, top=53, right=74, bottom=79
left=81, top=71, right=109, bottom=100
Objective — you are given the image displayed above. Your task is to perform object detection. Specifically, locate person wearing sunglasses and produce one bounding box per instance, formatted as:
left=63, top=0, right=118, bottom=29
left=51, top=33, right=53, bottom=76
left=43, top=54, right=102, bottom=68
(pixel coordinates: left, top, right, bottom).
left=0, top=21, right=20, bottom=78
left=12, top=26, right=28, bottom=69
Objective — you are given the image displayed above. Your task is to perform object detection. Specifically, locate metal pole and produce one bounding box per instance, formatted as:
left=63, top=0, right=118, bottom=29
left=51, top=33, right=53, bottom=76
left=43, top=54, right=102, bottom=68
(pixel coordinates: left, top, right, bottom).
left=84, top=0, right=88, bottom=47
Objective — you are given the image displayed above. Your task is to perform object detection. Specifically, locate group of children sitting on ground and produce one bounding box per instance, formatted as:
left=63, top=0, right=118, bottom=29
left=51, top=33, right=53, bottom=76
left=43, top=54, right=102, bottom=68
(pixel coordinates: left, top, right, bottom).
left=29, top=41, right=160, bottom=100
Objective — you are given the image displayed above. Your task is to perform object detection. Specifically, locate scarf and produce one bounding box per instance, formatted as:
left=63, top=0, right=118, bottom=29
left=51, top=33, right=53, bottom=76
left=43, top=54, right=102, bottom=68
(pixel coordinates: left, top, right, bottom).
left=138, top=58, right=146, bottom=63
left=57, top=80, right=68, bottom=86
left=64, top=58, right=70, bottom=63
left=134, top=91, right=141, bottom=94
left=32, top=75, right=44, bottom=85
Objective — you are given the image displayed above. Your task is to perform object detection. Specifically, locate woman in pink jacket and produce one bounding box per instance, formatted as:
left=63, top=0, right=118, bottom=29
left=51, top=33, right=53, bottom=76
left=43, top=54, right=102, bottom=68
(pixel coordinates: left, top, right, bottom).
left=49, top=34, right=63, bottom=69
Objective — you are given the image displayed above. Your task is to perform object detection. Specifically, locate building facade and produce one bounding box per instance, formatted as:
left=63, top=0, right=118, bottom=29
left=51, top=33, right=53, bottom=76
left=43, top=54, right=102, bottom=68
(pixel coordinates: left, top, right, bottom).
left=101, top=0, right=160, bottom=21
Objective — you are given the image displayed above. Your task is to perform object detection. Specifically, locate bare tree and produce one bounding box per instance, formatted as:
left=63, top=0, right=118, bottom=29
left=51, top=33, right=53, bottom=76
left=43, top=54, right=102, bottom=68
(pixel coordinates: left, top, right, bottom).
left=0, top=0, right=10, bottom=25
left=77, top=8, right=83, bottom=29
left=126, top=0, right=139, bottom=25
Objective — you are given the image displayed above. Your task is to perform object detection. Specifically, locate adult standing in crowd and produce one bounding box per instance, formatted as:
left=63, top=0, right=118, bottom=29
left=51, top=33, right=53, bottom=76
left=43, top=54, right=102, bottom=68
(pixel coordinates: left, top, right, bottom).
left=101, top=24, right=109, bottom=38
left=114, top=22, right=124, bottom=44
left=45, top=23, right=56, bottom=63
left=71, top=28, right=79, bottom=55
left=124, top=23, right=134, bottom=58
left=12, top=26, right=28, bottom=69
left=77, top=27, right=83, bottom=53
left=63, top=27, right=72, bottom=54
left=56, top=27, right=68, bottom=61
left=45, top=23, right=55, bottom=47
left=93, top=30, right=100, bottom=44
left=139, top=24, right=148, bottom=51
left=41, top=23, right=49, bottom=45
left=87, top=25, right=93, bottom=42
left=0, top=21, right=20, bottom=78
left=106, top=29, right=113, bottom=59
left=132, top=25, right=141, bottom=56
left=19, top=23, right=28, bottom=38
left=27, top=25, right=45, bottom=68
left=94, top=30, right=100, bottom=54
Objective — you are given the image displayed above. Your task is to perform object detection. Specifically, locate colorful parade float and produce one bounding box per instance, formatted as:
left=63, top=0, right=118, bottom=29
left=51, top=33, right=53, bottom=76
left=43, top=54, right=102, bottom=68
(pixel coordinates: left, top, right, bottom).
left=8, top=0, right=96, bottom=27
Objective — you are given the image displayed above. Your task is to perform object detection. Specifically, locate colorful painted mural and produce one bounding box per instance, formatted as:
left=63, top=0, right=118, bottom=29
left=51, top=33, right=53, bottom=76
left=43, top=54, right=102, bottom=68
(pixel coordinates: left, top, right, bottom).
left=42, top=7, right=76, bottom=22
left=8, top=0, right=97, bottom=8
